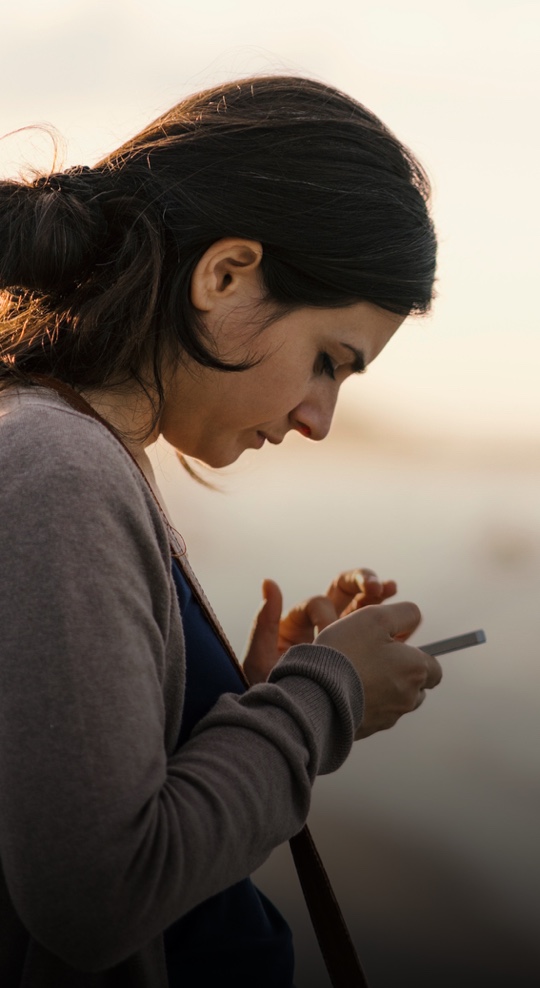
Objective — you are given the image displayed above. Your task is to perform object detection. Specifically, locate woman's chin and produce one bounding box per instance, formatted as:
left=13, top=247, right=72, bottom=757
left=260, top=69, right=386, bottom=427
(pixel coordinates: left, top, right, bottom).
left=200, top=437, right=266, bottom=469
left=185, top=448, right=242, bottom=470
left=174, top=435, right=261, bottom=469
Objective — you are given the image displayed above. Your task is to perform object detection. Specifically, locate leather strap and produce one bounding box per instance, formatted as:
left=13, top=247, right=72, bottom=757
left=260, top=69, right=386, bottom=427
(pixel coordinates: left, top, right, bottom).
left=290, top=828, right=370, bottom=987
left=28, top=375, right=370, bottom=988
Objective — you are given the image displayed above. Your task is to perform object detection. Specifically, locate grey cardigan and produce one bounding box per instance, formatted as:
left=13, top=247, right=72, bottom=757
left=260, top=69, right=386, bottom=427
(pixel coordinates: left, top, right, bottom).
left=0, top=387, right=364, bottom=987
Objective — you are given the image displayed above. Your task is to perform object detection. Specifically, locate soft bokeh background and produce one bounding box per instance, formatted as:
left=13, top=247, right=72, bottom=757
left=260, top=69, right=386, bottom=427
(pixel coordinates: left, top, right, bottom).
left=2, top=2, right=539, bottom=985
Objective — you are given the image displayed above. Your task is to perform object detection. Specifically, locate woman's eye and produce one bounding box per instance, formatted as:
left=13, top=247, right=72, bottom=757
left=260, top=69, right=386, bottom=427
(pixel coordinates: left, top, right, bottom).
left=319, top=353, right=336, bottom=379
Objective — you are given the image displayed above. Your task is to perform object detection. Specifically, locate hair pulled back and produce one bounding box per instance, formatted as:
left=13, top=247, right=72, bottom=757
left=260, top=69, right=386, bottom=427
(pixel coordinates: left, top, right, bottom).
left=0, top=75, right=436, bottom=395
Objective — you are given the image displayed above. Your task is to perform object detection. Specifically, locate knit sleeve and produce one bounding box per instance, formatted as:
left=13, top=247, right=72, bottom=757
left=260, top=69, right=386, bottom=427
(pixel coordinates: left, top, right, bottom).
left=0, top=396, right=364, bottom=973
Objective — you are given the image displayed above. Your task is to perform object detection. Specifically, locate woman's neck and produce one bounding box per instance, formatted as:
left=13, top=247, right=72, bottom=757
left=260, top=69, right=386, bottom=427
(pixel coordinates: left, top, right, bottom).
left=80, top=382, right=160, bottom=458
left=81, top=383, right=176, bottom=520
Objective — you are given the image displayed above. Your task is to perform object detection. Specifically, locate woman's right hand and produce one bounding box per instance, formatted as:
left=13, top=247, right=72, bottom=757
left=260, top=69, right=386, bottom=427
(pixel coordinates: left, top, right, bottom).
left=314, top=601, right=442, bottom=739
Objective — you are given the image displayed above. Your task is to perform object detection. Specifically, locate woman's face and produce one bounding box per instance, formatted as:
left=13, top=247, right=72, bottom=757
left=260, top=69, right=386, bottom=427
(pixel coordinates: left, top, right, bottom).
left=159, top=299, right=404, bottom=468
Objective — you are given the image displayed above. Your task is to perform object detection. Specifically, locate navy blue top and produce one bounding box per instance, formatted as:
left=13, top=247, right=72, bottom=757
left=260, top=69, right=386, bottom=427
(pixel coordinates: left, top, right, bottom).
left=163, top=559, right=294, bottom=987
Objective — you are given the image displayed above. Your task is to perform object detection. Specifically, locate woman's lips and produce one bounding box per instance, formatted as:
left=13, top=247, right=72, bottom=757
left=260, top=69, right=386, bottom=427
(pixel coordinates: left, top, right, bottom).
left=258, top=432, right=283, bottom=445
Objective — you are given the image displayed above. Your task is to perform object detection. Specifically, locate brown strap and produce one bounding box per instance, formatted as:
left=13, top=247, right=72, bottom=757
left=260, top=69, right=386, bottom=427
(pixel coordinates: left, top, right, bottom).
left=290, top=828, right=370, bottom=987
left=28, top=375, right=370, bottom=988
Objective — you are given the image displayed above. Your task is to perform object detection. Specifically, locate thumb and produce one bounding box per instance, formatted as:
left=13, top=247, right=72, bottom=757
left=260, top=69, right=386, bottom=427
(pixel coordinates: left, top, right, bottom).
left=372, top=600, right=422, bottom=641
left=258, top=579, right=283, bottom=630
left=247, top=580, right=283, bottom=650
left=305, top=594, right=339, bottom=634
left=244, top=580, right=283, bottom=684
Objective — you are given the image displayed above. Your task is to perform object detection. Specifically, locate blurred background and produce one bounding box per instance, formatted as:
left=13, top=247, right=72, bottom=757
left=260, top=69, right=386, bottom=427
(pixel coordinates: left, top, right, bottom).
left=2, top=1, right=539, bottom=984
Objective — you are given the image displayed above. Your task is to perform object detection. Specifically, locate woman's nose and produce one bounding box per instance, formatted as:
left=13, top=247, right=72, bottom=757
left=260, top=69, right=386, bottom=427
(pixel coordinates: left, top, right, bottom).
left=290, top=387, right=338, bottom=441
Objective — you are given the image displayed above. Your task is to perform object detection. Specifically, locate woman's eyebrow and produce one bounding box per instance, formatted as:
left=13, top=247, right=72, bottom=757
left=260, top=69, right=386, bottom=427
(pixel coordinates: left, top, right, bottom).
left=341, top=344, right=366, bottom=373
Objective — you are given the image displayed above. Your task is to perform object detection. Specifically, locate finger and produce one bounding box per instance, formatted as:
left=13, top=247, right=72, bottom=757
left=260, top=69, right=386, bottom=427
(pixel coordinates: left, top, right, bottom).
left=341, top=579, right=399, bottom=616
left=346, top=568, right=380, bottom=591
left=244, top=581, right=283, bottom=685
left=379, top=580, right=398, bottom=602
left=360, top=578, right=398, bottom=607
left=260, top=579, right=283, bottom=629
left=335, top=572, right=397, bottom=610
left=326, top=568, right=383, bottom=613
left=246, top=580, right=282, bottom=651
left=369, top=600, right=423, bottom=640
left=305, top=595, right=340, bottom=633
left=340, top=568, right=381, bottom=596
left=422, top=653, right=443, bottom=690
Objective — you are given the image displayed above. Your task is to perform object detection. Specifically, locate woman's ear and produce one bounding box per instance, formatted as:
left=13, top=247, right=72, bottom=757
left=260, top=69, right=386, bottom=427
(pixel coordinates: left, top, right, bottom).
left=190, top=238, right=263, bottom=312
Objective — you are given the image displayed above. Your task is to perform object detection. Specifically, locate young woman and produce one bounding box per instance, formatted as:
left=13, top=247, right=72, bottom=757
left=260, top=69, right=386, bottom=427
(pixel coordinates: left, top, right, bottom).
left=0, top=76, right=442, bottom=987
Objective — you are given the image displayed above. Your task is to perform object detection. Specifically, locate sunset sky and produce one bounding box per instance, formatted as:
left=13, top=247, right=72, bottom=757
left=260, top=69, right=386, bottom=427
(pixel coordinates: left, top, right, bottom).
left=2, top=0, right=538, bottom=440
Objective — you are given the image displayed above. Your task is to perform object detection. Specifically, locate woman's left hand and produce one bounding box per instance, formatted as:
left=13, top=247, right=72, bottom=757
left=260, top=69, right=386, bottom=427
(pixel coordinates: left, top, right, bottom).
left=243, top=569, right=397, bottom=685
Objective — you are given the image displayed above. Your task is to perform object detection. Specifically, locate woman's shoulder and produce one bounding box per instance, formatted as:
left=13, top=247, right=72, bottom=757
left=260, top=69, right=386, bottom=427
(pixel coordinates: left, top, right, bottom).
left=0, top=385, right=169, bottom=551
left=1, top=385, right=142, bottom=482
left=2, top=383, right=121, bottom=442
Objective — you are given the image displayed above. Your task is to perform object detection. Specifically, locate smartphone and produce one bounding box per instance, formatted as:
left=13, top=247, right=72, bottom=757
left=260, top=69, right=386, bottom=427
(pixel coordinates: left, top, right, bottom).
left=418, top=629, right=486, bottom=656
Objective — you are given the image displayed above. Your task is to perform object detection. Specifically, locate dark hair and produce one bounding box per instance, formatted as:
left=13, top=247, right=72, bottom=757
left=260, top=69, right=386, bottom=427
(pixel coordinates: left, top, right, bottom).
left=0, top=75, right=436, bottom=399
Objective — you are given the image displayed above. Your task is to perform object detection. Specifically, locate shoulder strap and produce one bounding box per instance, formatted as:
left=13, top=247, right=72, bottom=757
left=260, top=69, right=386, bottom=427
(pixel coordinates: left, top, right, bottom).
left=29, top=375, right=371, bottom=988
left=289, top=828, right=370, bottom=987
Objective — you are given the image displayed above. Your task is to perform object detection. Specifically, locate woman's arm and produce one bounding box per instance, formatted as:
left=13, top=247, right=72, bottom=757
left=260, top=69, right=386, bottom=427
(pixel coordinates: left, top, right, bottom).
left=0, top=399, right=364, bottom=971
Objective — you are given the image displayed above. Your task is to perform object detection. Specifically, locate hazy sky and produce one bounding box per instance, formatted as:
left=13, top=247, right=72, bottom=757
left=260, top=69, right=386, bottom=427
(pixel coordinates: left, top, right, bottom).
left=2, top=0, right=539, bottom=439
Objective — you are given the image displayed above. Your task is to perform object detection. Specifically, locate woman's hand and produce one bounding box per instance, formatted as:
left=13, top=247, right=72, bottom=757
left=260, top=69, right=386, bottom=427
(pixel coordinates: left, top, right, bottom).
left=243, top=568, right=397, bottom=685
left=314, top=601, right=443, bottom=738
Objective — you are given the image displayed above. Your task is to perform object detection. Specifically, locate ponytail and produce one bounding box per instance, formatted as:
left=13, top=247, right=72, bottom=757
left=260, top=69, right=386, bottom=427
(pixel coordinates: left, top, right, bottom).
left=0, top=167, right=107, bottom=293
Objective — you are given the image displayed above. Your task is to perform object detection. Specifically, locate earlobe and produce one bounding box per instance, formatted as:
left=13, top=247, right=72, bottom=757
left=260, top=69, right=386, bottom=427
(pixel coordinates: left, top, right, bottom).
left=190, top=238, right=263, bottom=312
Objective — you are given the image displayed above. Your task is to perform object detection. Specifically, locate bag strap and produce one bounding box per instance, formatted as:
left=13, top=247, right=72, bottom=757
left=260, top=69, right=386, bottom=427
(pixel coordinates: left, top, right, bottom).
left=28, top=375, right=370, bottom=988
left=289, top=828, right=370, bottom=987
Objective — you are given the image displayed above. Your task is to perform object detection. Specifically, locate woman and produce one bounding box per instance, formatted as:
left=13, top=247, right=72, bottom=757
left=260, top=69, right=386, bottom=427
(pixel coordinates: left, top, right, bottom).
left=0, top=76, right=442, bottom=987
